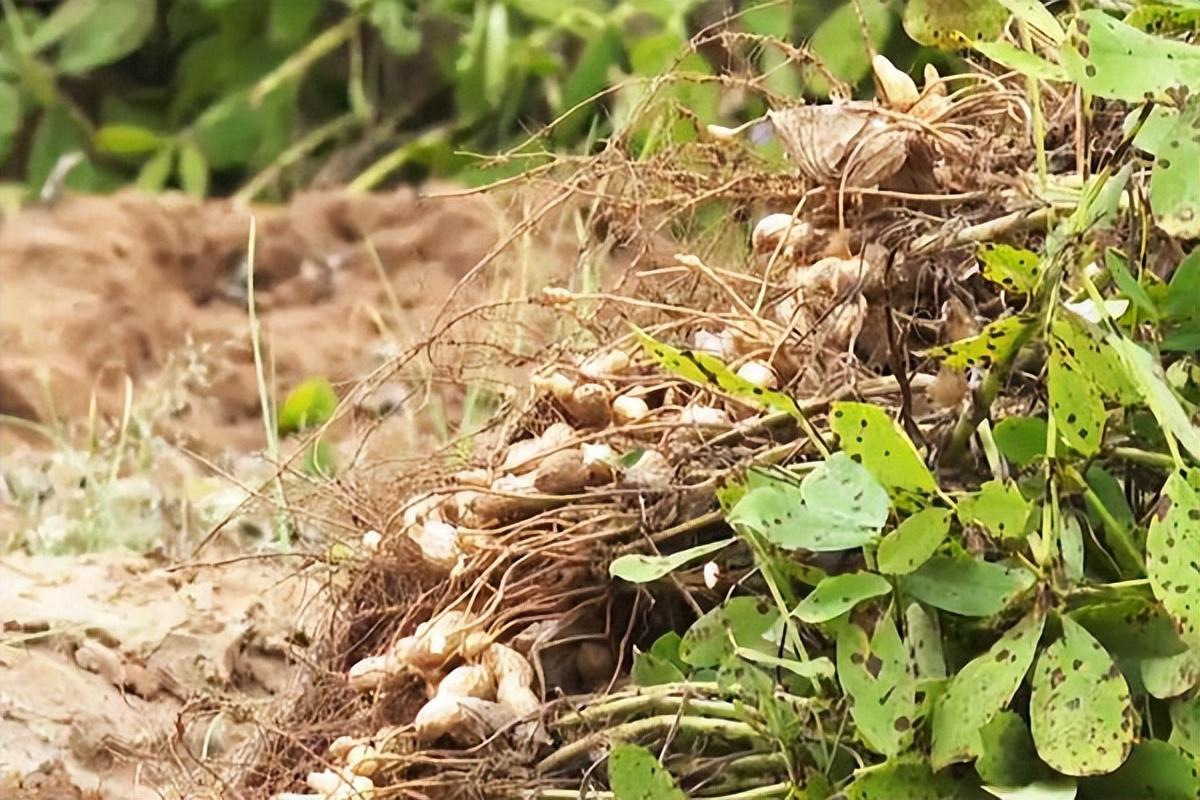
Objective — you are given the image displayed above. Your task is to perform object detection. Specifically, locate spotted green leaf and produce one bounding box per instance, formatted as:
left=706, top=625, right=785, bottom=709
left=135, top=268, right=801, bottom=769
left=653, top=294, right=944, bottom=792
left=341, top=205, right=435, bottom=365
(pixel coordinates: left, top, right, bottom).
left=922, top=313, right=1034, bottom=370
left=958, top=480, right=1030, bottom=539
left=1142, top=648, right=1200, bottom=699
left=1151, top=96, right=1200, bottom=239
left=1079, top=740, right=1200, bottom=800
left=905, top=602, right=947, bottom=680
left=608, top=742, right=687, bottom=800
left=632, top=632, right=687, bottom=686
left=903, top=0, right=1008, bottom=48
left=680, top=596, right=778, bottom=668
left=837, top=615, right=916, bottom=757
left=1051, top=312, right=1139, bottom=403
left=979, top=243, right=1043, bottom=294
left=633, top=327, right=802, bottom=419
left=1126, top=4, right=1200, bottom=34
left=1048, top=344, right=1106, bottom=456
left=1061, top=10, right=1200, bottom=101
left=792, top=572, right=893, bottom=624
left=878, top=507, right=953, bottom=575
left=610, top=538, right=735, bottom=584
left=931, top=610, right=1045, bottom=769
left=902, top=555, right=1036, bottom=617
left=829, top=402, right=937, bottom=499
left=1147, top=470, right=1200, bottom=647
left=845, top=758, right=971, bottom=800
left=728, top=452, right=889, bottom=552
left=1168, top=695, right=1200, bottom=762
left=1031, top=617, right=1135, bottom=776
left=1069, top=592, right=1188, bottom=659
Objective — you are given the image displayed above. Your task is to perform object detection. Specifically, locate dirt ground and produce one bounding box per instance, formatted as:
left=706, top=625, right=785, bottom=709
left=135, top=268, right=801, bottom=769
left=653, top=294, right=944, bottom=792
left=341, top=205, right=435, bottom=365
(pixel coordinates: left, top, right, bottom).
left=0, top=549, right=327, bottom=798
left=0, top=184, right=507, bottom=452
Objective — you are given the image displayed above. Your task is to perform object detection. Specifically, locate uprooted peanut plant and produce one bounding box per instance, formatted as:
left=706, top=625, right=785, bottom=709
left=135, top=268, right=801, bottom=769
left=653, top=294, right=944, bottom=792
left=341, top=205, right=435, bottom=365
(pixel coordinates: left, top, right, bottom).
left=220, top=5, right=1200, bottom=800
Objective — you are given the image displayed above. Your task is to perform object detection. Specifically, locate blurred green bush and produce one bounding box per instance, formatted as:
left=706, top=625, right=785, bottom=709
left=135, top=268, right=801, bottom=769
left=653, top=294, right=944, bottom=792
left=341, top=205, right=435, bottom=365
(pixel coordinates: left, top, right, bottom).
left=0, top=0, right=923, bottom=200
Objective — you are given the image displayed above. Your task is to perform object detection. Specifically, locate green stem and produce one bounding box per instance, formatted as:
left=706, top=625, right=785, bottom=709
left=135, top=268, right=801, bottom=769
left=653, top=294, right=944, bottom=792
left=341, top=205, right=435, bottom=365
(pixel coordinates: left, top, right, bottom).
left=1018, top=20, right=1049, bottom=189
left=1110, top=446, right=1177, bottom=470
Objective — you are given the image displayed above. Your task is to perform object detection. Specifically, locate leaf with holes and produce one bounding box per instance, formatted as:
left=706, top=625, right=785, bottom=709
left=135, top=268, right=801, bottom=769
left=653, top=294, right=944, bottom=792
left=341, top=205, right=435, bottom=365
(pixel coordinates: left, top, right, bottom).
left=903, top=0, right=1008, bottom=48
left=829, top=402, right=937, bottom=500
left=1147, top=470, right=1200, bottom=647
left=922, top=313, right=1034, bottom=370
left=1048, top=345, right=1106, bottom=456
left=1061, top=10, right=1200, bottom=101
left=610, top=538, right=735, bottom=584
left=1110, top=336, right=1200, bottom=462
left=727, top=452, right=889, bottom=552
left=1051, top=312, right=1138, bottom=403
left=1151, top=96, right=1200, bottom=239
left=958, top=480, right=1030, bottom=539
left=979, top=243, right=1042, bottom=294
left=837, top=614, right=916, bottom=757
left=792, top=572, right=892, bottom=624
left=633, top=327, right=802, bottom=420
left=1079, top=740, right=1200, bottom=800
left=878, top=507, right=953, bottom=575
left=1031, top=617, right=1135, bottom=776
left=902, top=555, right=1035, bottom=617
left=680, top=596, right=779, bottom=668
left=931, top=610, right=1044, bottom=768
left=608, top=742, right=687, bottom=800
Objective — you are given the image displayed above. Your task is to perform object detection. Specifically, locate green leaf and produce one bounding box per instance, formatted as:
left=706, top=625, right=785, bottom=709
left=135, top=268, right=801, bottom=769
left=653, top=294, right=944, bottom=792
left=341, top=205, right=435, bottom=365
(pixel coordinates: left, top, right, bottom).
left=1105, top=249, right=1159, bottom=321
left=978, top=243, right=1043, bottom=294
left=996, top=0, right=1064, bottom=43
left=1164, top=248, right=1200, bottom=323
left=931, top=611, right=1045, bottom=769
left=278, top=377, right=338, bottom=435
left=982, top=778, right=1078, bottom=799
left=177, top=141, right=208, bottom=198
left=28, top=0, right=102, bottom=52
left=1031, top=617, right=1135, bottom=776
left=792, top=572, right=893, bottom=624
left=608, top=743, right=687, bottom=800
left=1147, top=470, right=1200, bottom=647
left=482, top=1, right=509, bottom=108
left=27, top=105, right=92, bottom=192
left=1109, top=336, right=1200, bottom=462
left=1151, top=97, right=1200, bottom=240
left=974, top=40, right=1068, bottom=80
left=922, top=314, right=1034, bottom=370
left=1060, top=10, right=1200, bottom=101
left=878, top=507, right=953, bottom=575
left=903, top=0, right=1008, bottom=48
left=845, top=758, right=970, bottom=800
left=808, top=0, right=895, bottom=93
left=369, top=0, right=420, bottom=56
left=1084, top=464, right=1144, bottom=577
left=902, top=555, right=1035, bottom=617
left=56, top=0, right=154, bottom=74
left=634, top=327, right=807, bottom=422
left=1079, top=741, right=1199, bottom=800
left=976, top=711, right=1047, bottom=787
left=1069, top=593, right=1187, bottom=659
left=735, top=648, right=836, bottom=680
left=680, top=596, right=778, bottom=668
left=1048, top=344, right=1106, bottom=456
left=0, top=79, right=21, bottom=139
left=269, top=0, right=322, bottom=47
left=728, top=453, right=889, bottom=552
left=829, top=402, right=938, bottom=500
left=1051, top=312, right=1139, bottom=403
left=1142, top=648, right=1200, bottom=699
left=1168, top=695, right=1200, bottom=762
left=135, top=146, right=173, bottom=191
left=1061, top=514, right=1085, bottom=583
left=632, top=632, right=687, bottom=686
left=555, top=26, right=623, bottom=143
left=610, top=539, right=735, bottom=584
left=303, top=440, right=336, bottom=478
left=993, top=416, right=1048, bottom=467
left=958, top=480, right=1030, bottom=540
left=93, top=124, right=164, bottom=157
left=837, top=615, right=916, bottom=757
left=1125, top=4, right=1200, bottom=34
left=905, top=602, right=947, bottom=679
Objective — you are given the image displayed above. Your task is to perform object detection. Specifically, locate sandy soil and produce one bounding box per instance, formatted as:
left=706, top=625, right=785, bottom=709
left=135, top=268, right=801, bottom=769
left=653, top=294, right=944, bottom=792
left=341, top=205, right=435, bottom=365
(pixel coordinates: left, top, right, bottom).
left=0, top=185, right=503, bottom=452
left=0, top=549, right=327, bottom=798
